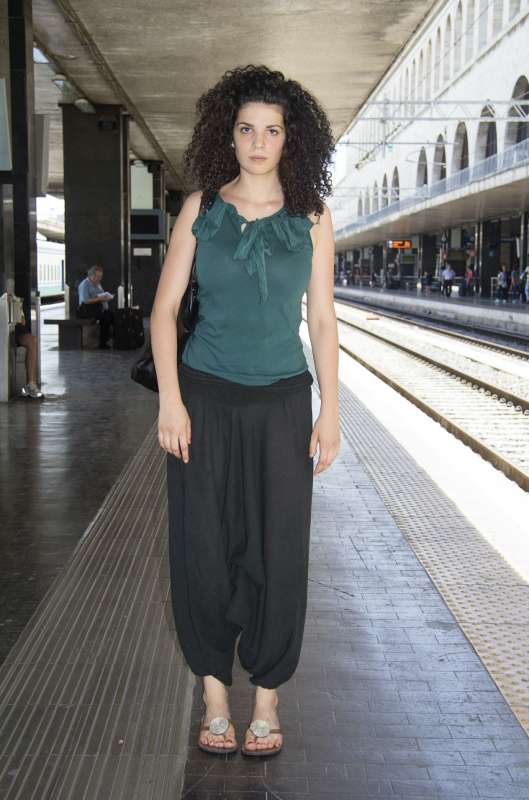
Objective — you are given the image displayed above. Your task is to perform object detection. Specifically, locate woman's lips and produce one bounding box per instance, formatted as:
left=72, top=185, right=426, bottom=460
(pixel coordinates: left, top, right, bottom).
left=249, top=155, right=267, bottom=160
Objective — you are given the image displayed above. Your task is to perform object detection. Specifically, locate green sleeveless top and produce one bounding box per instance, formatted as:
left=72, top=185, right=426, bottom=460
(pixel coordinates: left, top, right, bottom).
left=181, top=192, right=314, bottom=385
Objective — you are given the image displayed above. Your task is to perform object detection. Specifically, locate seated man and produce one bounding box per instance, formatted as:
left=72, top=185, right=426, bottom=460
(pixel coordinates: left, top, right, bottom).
left=77, top=265, right=115, bottom=349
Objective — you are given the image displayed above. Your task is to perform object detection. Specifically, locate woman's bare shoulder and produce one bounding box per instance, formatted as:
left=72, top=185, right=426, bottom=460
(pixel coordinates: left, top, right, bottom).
left=182, top=190, right=204, bottom=216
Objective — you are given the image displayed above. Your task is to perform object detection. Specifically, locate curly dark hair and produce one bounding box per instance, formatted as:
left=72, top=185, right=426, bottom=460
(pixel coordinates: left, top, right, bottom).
left=183, top=64, right=335, bottom=217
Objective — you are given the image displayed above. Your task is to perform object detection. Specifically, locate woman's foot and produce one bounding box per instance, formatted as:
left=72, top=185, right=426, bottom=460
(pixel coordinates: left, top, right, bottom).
left=198, top=676, right=237, bottom=752
left=243, top=687, right=283, bottom=754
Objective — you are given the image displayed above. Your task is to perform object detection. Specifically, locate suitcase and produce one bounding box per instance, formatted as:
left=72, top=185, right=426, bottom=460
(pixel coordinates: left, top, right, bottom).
left=113, top=307, right=145, bottom=350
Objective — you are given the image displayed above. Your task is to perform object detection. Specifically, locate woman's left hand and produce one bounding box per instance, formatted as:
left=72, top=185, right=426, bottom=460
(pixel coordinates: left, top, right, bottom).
left=309, top=411, right=341, bottom=475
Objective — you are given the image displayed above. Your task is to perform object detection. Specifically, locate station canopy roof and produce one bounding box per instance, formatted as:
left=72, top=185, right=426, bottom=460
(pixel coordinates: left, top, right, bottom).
left=33, top=0, right=434, bottom=194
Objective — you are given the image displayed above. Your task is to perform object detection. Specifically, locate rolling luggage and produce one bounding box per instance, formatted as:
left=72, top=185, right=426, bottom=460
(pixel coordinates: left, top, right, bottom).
left=113, top=307, right=145, bottom=350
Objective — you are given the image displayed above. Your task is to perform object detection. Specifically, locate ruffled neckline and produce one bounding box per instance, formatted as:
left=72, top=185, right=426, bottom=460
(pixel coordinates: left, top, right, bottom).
left=217, top=193, right=287, bottom=225
left=192, top=192, right=313, bottom=304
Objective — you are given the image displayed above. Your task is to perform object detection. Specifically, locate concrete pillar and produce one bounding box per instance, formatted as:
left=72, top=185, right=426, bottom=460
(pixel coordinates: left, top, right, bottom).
left=62, top=103, right=129, bottom=313
left=373, top=244, right=383, bottom=286
left=4, top=0, right=37, bottom=326
left=480, top=219, right=501, bottom=297
left=0, top=1, right=14, bottom=293
left=419, top=234, right=436, bottom=279
left=521, top=210, right=528, bottom=273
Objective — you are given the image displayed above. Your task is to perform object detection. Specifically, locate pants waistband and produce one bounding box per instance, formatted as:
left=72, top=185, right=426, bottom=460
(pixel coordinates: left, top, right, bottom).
left=178, top=363, right=313, bottom=397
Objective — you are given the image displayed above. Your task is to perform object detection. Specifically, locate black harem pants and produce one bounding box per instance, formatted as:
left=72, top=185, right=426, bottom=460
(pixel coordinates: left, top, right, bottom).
left=166, top=362, right=314, bottom=689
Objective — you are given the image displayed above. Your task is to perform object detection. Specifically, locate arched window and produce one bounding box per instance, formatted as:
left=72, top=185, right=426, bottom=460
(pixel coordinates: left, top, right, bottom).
left=492, top=0, right=504, bottom=35
left=505, top=75, right=529, bottom=147
left=478, top=0, right=488, bottom=49
left=382, top=174, right=389, bottom=207
left=475, top=106, right=498, bottom=162
left=425, top=40, right=432, bottom=100
left=416, top=148, right=429, bottom=187
left=391, top=167, right=400, bottom=203
left=443, top=16, right=452, bottom=84
left=485, top=118, right=498, bottom=157
left=364, top=190, right=371, bottom=216
left=433, top=135, right=447, bottom=182
left=373, top=182, right=379, bottom=213
left=454, top=3, right=463, bottom=73
left=509, top=1, right=521, bottom=19
left=418, top=51, right=424, bottom=103
left=357, top=197, right=364, bottom=217
left=465, top=0, right=475, bottom=62
left=434, top=27, right=442, bottom=92
left=452, top=122, right=469, bottom=172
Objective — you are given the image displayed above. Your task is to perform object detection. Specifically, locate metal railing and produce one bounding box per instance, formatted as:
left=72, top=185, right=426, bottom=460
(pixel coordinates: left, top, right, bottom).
left=334, top=136, right=529, bottom=237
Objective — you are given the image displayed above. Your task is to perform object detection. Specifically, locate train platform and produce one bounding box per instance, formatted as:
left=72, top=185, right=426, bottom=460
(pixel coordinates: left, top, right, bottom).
left=0, top=304, right=158, bottom=663
left=1, top=315, right=529, bottom=798
left=335, top=286, right=529, bottom=339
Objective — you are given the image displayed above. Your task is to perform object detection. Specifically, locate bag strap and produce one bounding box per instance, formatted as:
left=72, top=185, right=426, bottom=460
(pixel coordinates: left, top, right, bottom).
left=190, top=191, right=213, bottom=282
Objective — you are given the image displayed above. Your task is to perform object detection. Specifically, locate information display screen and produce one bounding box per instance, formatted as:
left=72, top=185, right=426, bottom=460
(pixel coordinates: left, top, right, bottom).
left=387, top=239, right=412, bottom=249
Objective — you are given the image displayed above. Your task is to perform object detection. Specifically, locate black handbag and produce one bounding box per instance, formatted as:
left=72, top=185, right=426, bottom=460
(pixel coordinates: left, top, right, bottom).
left=131, top=252, right=199, bottom=393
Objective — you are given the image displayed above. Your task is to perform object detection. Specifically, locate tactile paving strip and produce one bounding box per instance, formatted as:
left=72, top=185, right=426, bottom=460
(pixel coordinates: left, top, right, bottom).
left=305, top=344, right=529, bottom=736
left=0, top=428, right=194, bottom=799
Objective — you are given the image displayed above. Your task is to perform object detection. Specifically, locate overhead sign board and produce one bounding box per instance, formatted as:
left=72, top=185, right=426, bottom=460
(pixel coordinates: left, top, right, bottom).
left=387, top=239, right=412, bottom=249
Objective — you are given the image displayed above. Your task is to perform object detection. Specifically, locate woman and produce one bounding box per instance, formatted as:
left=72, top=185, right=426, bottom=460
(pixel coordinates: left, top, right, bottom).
left=150, top=65, right=340, bottom=757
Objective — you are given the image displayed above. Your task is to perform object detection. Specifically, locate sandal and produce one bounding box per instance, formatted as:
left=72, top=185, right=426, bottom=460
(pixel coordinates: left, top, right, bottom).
left=197, top=713, right=238, bottom=755
left=241, top=718, right=283, bottom=757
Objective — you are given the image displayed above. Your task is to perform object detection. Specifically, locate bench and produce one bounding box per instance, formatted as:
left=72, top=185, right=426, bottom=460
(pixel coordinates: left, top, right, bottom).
left=44, top=317, right=100, bottom=349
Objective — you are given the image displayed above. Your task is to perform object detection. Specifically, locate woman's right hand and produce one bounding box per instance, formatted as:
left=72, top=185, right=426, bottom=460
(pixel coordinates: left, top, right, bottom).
left=158, top=400, right=192, bottom=463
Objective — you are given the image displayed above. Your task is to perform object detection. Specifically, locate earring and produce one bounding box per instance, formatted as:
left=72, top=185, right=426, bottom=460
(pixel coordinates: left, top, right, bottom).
left=231, top=142, right=235, bottom=148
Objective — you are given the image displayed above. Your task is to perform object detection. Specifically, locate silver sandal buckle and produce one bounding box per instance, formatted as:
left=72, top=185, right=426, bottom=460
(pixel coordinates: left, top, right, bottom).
left=249, top=719, right=270, bottom=738
left=209, top=716, right=229, bottom=735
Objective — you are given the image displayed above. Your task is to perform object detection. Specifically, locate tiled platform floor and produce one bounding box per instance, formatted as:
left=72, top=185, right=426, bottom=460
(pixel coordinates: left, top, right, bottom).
left=0, top=304, right=158, bottom=664
left=335, top=285, right=529, bottom=314
left=181, top=348, right=529, bottom=800
left=2, top=325, right=529, bottom=798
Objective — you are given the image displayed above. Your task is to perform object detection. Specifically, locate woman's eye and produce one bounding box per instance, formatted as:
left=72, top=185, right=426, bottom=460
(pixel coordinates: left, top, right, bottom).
left=269, top=129, right=279, bottom=136
left=240, top=127, right=251, bottom=133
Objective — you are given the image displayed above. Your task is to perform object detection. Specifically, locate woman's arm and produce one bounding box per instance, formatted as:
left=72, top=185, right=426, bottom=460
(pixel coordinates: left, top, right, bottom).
left=305, top=205, right=341, bottom=474
left=150, top=190, right=202, bottom=460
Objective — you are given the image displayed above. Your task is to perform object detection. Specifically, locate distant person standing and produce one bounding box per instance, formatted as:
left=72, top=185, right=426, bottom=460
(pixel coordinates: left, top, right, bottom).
left=522, top=265, right=529, bottom=304
left=510, top=267, right=521, bottom=303
left=465, top=264, right=474, bottom=295
left=441, top=260, right=455, bottom=297
left=77, top=265, right=115, bottom=348
left=496, top=263, right=509, bottom=304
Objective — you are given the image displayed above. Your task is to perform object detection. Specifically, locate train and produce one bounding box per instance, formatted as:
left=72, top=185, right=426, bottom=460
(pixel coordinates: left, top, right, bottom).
left=37, top=237, right=65, bottom=299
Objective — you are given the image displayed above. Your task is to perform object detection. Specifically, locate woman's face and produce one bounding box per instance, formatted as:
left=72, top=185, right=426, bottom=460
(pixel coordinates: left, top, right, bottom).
left=232, top=102, right=286, bottom=173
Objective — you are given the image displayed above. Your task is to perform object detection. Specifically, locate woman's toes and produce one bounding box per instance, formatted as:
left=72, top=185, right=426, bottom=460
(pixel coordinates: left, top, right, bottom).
left=256, top=737, right=269, bottom=750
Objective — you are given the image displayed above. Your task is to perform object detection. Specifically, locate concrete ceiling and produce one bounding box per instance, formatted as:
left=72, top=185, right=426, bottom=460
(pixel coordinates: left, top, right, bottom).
left=32, top=0, right=435, bottom=195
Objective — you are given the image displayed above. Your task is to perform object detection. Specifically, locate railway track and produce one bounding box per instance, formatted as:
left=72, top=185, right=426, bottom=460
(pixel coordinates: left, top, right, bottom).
left=304, top=301, right=529, bottom=492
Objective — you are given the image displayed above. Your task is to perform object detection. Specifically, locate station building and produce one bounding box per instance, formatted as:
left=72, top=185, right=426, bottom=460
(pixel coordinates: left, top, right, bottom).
left=330, top=0, right=529, bottom=298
